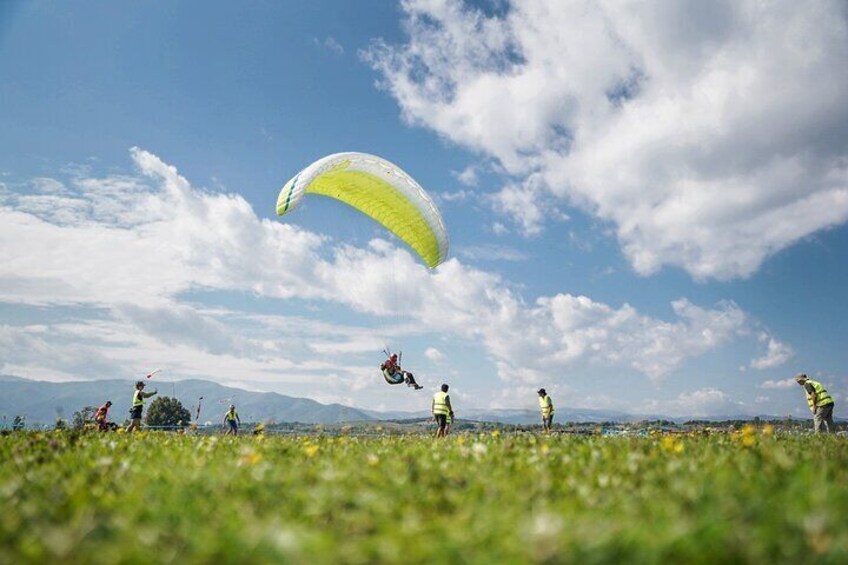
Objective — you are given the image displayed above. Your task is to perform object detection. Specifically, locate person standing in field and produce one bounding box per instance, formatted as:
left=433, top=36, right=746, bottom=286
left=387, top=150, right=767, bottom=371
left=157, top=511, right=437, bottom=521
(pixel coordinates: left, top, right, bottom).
left=126, top=381, right=157, bottom=433
left=223, top=404, right=240, bottom=436
left=94, top=401, right=112, bottom=431
left=795, top=373, right=836, bottom=433
left=538, top=388, right=554, bottom=433
left=432, top=384, right=454, bottom=438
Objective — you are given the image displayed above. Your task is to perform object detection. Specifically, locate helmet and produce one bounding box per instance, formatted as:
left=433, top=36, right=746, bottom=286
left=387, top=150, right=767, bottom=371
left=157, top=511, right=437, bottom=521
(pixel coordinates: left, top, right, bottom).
left=390, top=354, right=398, bottom=360
left=136, top=381, right=145, bottom=387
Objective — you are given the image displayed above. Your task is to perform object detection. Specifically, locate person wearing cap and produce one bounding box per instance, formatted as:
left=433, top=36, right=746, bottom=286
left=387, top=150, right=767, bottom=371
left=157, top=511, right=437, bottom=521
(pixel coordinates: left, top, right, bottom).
left=223, top=404, right=241, bottom=436
left=538, top=389, right=554, bottom=433
left=795, top=373, right=835, bottom=433
left=126, top=380, right=157, bottom=433
left=94, top=401, right=112, bottom=431
left=432, top=384, right=454, bottom=438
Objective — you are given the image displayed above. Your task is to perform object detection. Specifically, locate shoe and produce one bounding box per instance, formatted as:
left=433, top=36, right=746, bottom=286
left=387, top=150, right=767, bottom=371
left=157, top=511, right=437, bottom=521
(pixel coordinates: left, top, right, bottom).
left=415, top=385, right=424, bottom=390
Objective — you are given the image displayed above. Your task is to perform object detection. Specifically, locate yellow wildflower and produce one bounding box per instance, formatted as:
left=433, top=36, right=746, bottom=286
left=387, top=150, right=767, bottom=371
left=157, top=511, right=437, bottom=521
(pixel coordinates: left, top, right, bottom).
left=661, top=436, right=684, bottom=453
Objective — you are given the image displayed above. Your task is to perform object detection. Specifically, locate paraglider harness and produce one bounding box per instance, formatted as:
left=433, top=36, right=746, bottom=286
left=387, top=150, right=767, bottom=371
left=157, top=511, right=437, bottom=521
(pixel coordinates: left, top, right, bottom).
left=380, top=349, right=422, bottom=389
left=381, top=350, right=406, bottom=385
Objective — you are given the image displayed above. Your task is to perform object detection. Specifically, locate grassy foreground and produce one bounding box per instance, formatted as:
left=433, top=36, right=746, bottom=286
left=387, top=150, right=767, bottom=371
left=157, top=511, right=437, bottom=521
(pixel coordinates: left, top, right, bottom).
left=1, top=429, right=847, bottom=564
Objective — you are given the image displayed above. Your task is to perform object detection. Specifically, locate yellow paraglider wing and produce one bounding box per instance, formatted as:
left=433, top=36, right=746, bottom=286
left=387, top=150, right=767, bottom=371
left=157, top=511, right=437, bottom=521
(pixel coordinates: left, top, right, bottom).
left=276, top=153, right=448, bottom=269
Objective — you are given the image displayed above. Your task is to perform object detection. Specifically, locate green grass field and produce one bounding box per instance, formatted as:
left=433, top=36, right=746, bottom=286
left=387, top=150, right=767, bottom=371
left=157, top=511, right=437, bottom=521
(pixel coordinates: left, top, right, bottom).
left=1, top=428, right=846, bottom=564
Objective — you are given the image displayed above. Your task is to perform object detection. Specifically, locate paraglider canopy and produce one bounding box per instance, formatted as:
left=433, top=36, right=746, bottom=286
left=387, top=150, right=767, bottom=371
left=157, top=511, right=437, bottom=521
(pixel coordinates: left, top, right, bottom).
left=276, top=152, right=449, bottom=269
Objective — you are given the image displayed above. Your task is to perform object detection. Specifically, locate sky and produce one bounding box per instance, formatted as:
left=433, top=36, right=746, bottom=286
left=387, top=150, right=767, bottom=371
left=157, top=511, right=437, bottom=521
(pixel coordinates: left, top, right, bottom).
left=1, top=0, right=847, bottom=418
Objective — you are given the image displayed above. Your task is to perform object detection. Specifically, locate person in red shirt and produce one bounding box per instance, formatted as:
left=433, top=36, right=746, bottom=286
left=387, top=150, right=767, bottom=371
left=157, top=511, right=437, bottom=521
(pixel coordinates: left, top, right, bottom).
left=380, top=353, right=423, bottom=390
left=94, top=401, right=112, bottom=431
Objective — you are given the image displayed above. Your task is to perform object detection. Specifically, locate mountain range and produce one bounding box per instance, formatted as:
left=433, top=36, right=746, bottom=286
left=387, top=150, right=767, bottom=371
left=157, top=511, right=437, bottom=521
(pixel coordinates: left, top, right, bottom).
left=0, top=374, right=790, bottom=426
left=0, top=375, right=370, bottom=426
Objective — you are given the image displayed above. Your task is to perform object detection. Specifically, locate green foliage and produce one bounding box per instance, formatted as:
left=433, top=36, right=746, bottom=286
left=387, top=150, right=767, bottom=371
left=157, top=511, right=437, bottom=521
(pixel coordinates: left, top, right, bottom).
left=145, top=397, right=191, bottom=428
left=0, top=431, right=847, bottom=563
left=72, top=406, right=97, bottom=430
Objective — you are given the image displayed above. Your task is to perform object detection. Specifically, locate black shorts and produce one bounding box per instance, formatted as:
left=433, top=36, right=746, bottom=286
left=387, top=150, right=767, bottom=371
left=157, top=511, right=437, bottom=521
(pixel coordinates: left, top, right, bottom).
left=130, top=406, right=143, bottom=419
left=435, top=414, right=448, bottom=428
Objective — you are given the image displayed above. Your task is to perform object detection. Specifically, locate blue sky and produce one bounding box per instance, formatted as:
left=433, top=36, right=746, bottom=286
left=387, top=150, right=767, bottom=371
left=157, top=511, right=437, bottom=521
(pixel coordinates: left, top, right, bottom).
left=1, top=0, right=847, bottom=418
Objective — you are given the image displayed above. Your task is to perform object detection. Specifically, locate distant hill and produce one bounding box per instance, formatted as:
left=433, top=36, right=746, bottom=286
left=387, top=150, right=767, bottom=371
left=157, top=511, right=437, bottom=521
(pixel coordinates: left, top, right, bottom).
left=0, top=375, right=807, bottom=426
left=0, top=375, right=373, bottom=425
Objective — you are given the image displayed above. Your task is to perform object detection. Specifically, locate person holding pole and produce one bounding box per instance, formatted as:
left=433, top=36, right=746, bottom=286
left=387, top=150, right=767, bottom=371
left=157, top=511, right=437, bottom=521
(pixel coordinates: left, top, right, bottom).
left=126, top=381, right=157, bottom=433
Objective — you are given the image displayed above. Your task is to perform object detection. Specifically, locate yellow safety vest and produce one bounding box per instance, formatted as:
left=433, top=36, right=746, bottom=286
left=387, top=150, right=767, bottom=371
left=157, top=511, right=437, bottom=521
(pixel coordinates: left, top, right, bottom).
left=226, top=410, right=238, bottom=422
left=433, top=391, right=450, bottom=415
left=806, top=380, right=834, bottom=409
left=132, top=390, right=144, bottom=407
left=539, top=395, right=554, bottom=417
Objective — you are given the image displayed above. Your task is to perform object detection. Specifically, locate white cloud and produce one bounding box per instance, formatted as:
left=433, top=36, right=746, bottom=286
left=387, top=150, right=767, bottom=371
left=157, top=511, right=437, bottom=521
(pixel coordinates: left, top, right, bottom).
left=760, top=378, right=796, bottom=390
left=315, top=36, right=344, bottom=55
left=31, top=177, right=67, bottom=194
left=453, top=165, right=479, bottom=187
left=641, top=387, right=743, bottom=418
left=439, top=188, right=475, bottom=203
left=491, top=222, right=508, bottom=235
left=484, top=382, right=576, bottom=411
left=0, top=149, right=775, bottom=407
left=365, top=0, right=848, bottom=280
left=0, top=148, right=330, bottom=308
left=456, top=244, right=527, bottom=262
left=510, top=296, right=747, bottom=382
left=750, top=336, right=794, bottom=370
left=487, top=179, right=547, bottom=236
left=674, top=388, right=732, bottom=414
left=0, top=312, right=377, bottom=393
left=424, top=347, right=444, bottom=363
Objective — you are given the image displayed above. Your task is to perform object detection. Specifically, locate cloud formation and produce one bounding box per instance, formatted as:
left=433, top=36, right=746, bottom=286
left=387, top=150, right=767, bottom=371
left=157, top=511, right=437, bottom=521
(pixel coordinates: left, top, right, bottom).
left=424, top=347, right=444, bottom=363
left=365, top=0, right=848, bottom=280
left=759, top=378, right=796, bottom=390
left=641, top=387, right=742, bottom=418
left=315, top=36, right=344, bottom=55
left=0, top=148, right=784, bottom=407
left=749, top=334, right=794, bottom=370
